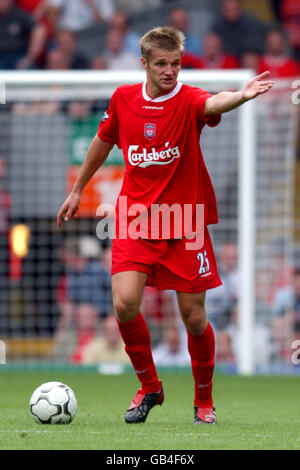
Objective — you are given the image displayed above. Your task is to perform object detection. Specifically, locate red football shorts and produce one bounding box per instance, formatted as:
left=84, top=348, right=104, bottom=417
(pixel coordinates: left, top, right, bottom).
left=111, top=227, right=222, bottom=293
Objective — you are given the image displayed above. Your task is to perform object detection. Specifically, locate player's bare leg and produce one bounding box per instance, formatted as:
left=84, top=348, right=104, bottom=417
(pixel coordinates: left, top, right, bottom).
left=112, top=271, right=164, bottom=423
left=177, top=291, right=216, bottom=424
left=112, top=270, right=147, bottom=323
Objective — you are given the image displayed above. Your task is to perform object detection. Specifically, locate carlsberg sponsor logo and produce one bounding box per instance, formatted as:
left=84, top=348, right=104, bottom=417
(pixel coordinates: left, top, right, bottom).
left=128, top=144, right=180, bottom=168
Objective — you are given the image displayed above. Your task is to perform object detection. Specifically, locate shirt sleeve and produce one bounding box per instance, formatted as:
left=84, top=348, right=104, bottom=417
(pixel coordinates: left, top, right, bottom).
left=193, top=88, right=221, bottom=128
left=97, top=88, right=121, bottom=148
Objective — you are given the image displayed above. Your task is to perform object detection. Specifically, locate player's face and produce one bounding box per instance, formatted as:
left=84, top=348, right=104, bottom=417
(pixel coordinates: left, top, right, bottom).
left=141, top=48, right=182, bottom=97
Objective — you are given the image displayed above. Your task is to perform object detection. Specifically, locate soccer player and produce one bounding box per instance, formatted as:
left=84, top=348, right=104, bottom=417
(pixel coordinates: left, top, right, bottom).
left=57, top=26, right=273, bottom=424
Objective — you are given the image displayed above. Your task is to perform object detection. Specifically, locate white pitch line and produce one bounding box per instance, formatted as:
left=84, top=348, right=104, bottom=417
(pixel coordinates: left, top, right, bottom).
left=0, top=430, right=208, bottom=438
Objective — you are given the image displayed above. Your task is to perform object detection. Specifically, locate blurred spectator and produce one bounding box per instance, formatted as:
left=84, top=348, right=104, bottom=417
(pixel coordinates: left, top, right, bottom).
left=205, top=283, right=232, bottom=331
left=90, top=55, right=108, bottom=69
left=140, top=287, right=176, bottom=345
left=168, top=7, right=202, bottom=56
left=152, top=324, right=190, bottom=367
left=267, top=238, right=294, bottom=304
left=81, top=313, right=129, bottom=365
left=16, top=0, right=49, bottom=22
left=270, top=268, right=300, bottom=361
left=0, top=0, right=48, bottom=69
left=218, top=242, right=239, bottom=304
left=200, top=33, right=239, bottom=69
left=181, top=33, right=239, bottom=70
left=255, top=268, right=274, bottom=315
left=67, top=101, right=91, bottom=118
left=204, top=242, right=238, bottom=332
left=46, top=48, right=69, bottom=69
left=215, top=330, right=234, bottom=363
left=277, top=0, right=300, bottom=60
left=11, top=48, right=63, bottom=115
left=108, top=10, right=140, bottom=56
left=102, top=243, right=112, bottom=272
left=257, top=28, right=300, bottom=78
left=226, top=305, right=271, bottom=368
left=12, top=99, right=60, bottom=115
left=48, top=0, right=115, bottom=33
left=140, top=287, right=175, bottom=327
left=103, top=28, right=141, bottom=70
left=16, top=0, right=52, bottom=66
left=54, top=236, right=114, bottom=363
left=211, top=0, right=266, bottom=59
left=53, top=29, right=89, bottom=69
left=11, top=48, right=69, bottom=114
left=271, top=314, right=294, bottom=362
left=270, top=0, right=281, bottom=21
left=0, top=157, right=10, bottom=238
left=271, top=268, right=300, bottom=321
left=67, top=236, right=113, bottom=318
left=46, top=45, right=91, bottom=117
left=290, top=321, right=300, bottom=363
left=54, top=238, right=77, bottom=345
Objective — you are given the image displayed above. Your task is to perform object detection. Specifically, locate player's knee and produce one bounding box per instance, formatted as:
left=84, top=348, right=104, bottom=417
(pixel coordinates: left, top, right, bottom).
left=187, top=314, right=207, bottom=335
left=181, top=304, right=207, bottom=335
left=113, top=293, right=140, bottom=322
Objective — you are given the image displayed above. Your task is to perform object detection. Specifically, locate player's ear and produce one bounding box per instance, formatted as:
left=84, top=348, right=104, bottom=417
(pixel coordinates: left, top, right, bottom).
left=141, top=56, right=148, bottom=70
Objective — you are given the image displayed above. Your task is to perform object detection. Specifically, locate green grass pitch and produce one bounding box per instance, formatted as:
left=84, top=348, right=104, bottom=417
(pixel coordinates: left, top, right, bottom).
left=0, top=369, right=300, bottom=450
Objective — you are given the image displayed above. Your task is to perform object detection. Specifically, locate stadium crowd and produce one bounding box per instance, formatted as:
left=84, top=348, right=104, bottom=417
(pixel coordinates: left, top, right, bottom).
left=0, top=0, right=300, bottom=77
left=1, top=0, right=300, bottom=368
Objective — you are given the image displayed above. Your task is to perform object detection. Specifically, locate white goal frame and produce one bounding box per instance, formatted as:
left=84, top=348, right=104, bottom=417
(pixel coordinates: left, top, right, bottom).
left=1, top=69, right=256, bottom=375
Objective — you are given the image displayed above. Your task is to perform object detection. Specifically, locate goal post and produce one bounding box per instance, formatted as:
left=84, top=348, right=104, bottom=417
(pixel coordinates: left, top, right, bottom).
left=0, top=70, right=297, bottom=373
left=238, top=94, right=256, bottom=375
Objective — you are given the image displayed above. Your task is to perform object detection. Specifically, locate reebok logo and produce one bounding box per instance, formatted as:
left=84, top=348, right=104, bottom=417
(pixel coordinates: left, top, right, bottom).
left=197, top=382, right=211, bottom=389
left=142, top=105, right=164, bottom=110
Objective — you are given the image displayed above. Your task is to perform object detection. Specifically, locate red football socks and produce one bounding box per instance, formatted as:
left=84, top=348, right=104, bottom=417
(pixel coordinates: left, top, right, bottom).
left=117, top=313, right=161, bottom=394
left=187, top=322, right=215, bottom=407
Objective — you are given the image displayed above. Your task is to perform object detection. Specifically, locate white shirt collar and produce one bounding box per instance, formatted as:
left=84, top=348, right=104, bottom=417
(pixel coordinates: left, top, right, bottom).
left=142, top=81, right=183, bottom=102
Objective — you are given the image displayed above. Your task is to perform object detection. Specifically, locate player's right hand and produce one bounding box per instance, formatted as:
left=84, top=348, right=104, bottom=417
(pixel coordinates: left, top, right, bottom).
left=57, top=192, right=81, bottom=227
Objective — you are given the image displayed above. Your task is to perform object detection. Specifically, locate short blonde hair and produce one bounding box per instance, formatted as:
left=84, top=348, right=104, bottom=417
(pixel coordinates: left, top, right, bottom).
left=140, top=26, right=185, bottom=62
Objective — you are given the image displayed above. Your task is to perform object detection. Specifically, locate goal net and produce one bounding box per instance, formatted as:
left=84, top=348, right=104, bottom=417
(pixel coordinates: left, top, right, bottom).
left=0, top=70, right=298, bottom=373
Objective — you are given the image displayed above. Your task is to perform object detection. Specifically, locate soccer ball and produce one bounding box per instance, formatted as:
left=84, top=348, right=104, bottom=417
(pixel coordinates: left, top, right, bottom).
left=30, top=381, right=77, bottom=424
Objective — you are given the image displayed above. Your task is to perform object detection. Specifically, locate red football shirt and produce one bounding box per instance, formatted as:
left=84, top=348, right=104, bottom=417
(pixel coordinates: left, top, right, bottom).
left=98, top=82, right=221, bottom=239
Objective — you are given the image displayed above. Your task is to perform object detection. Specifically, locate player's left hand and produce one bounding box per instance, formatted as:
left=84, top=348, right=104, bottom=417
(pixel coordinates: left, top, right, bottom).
left=242, top=71, right=274, bottom=101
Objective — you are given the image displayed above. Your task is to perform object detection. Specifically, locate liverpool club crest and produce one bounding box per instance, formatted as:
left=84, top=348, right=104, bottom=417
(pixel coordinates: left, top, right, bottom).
left=144, top=123, right=156, bottom=140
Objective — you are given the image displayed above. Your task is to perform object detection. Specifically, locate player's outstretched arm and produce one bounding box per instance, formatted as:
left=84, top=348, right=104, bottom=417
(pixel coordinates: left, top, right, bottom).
left=205, top=71, right=274, bottom=116
left=57, top=136, right=113, bottom=227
